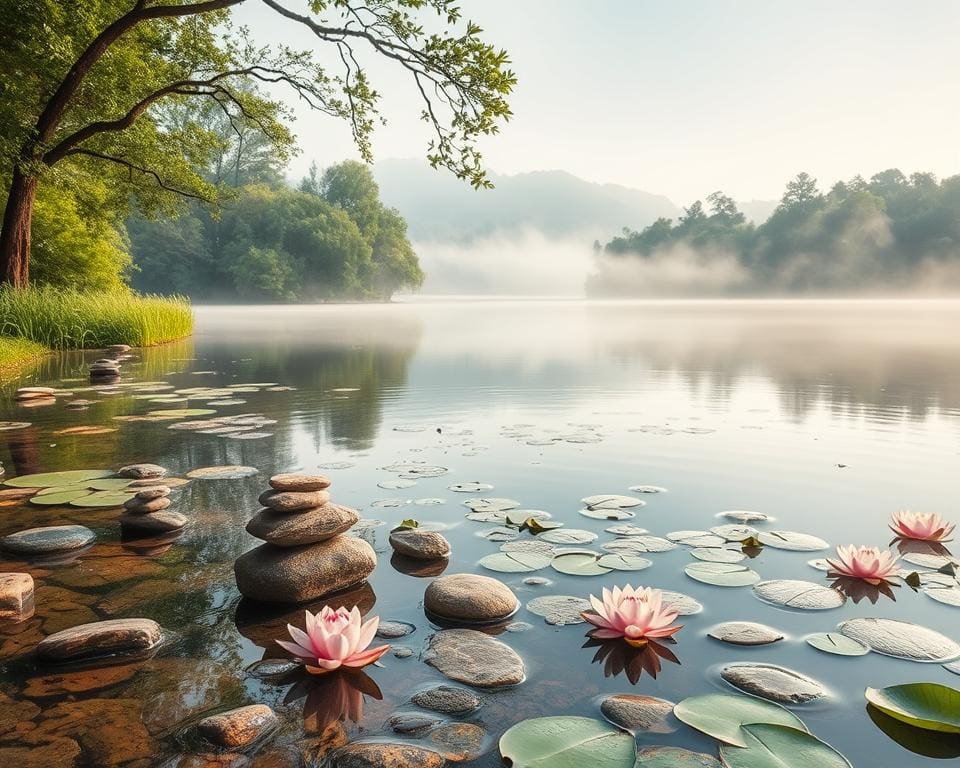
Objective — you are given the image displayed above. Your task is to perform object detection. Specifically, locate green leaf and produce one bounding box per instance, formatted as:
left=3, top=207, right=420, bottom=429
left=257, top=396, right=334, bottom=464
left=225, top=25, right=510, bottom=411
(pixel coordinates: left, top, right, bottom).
left=398, top=518, right=420, bottom=529
left=865, top=683, right=960, bottom=734
left=4, top=469, right=114, bottom=488
left=69, top=490, right=135, bottom=507
left=684, top=561, right=760, bottom=587
left=673, top=693, right=808, bottom=747
left=29, top=488, right=93, bottom=505
left=499, top=716, right=636, bottom=768
left=551, top=551, right=612, bottom=576
left=719, top=723, right=851, bottom=768
left=805, top=632, right=869, bottom=656
left=479, top=551, right=552, bottom=573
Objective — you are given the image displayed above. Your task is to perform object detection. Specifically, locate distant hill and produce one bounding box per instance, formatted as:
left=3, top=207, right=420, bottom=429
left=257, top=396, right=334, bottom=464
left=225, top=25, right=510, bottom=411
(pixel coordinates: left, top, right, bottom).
left=373, top=159, right=681, bottom=243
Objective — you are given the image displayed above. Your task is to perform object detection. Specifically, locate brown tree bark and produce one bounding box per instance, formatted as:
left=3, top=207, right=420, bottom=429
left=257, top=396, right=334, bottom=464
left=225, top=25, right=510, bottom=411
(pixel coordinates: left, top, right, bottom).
left=0, top=169, right=38, bottom=287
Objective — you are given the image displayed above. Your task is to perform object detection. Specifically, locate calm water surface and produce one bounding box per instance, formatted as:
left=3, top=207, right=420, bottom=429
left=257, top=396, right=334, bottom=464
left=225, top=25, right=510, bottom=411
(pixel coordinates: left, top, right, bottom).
left=2, top=300, right=959, bottom=766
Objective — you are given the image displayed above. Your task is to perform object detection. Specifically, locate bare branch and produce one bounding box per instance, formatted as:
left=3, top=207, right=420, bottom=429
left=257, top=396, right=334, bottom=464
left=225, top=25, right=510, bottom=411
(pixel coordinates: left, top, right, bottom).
left=65, top=148, right=216, bottom=203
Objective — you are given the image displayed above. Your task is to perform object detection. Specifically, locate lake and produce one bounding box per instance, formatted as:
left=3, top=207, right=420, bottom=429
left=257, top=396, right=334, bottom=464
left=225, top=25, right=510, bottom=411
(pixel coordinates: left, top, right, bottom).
left=2, top=299, right=959, bottom=767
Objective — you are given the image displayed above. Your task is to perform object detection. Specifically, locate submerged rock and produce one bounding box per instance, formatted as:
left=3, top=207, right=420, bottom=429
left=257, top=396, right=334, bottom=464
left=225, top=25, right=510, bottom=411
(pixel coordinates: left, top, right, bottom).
left=197, top=704, right=278, bottom=748
left=411, top=685, right=483, bottom=714
left=234, top=537, right=376, bottom=603
left=327, top=742, right=446, bottom=768
left=424, top=574, right=517, bottom=623
left=2, top=524, right=96, bottom=555
left=424, top=629, right=524, bottom=688
left=600, top=693, right=676, bottom=733
left=720, top=662, right=827, bottom=703
left=389, top=528, right=451, bottom=560
left=269, top=473, right=331, bottom=492
left=246, top=504, right=358, bottom=546
left=36, top=618, right=162, bottom=662
left=0, top=572, right=34, bottom=621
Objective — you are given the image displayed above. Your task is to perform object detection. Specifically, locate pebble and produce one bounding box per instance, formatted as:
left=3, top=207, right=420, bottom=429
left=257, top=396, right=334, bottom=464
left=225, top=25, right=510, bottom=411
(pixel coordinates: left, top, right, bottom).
left=269, top=473, right=331, bottom=492
left=119, top=510, right=188, bottom=532
left=720, top=662, right=827, bottom=704
left=123, top=496, right=172, bottom=514
left=134, top=486, right=171, bottom=500
left=600, top=694, right=675, bottom=733
left=377, top=621, right=416, bottom=638
left=424, top=573, right=518, bottom=623
left=197, top=704, right=279, bottom=748
left=424, top=629, right=525, bottom=688
left=246, top=504, right=358, bottom=546
left=411, top=685, right=482, bottom=714
left=259, top=489, right=332, bottom=513
left=326, top=743, right=445, bottom=768
left=245, top=659, right=302, bottom=679
left=36, top=618, right=162, bottom=662
left=387, top=712, right=443, bottom=735
left=389, top=528, right=451, bottom=560
left=117, top=463, right=168, bottom=479
left=0, top=572, right=34, bottom=620
left=1, top=524, right=96, bottom=555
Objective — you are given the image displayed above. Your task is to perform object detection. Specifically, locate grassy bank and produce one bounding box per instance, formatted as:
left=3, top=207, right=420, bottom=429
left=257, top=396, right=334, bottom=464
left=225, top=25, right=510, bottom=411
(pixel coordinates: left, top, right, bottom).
left=0, top=336, right=47, bottom=377
left=0, top=287, right=193, bottom=348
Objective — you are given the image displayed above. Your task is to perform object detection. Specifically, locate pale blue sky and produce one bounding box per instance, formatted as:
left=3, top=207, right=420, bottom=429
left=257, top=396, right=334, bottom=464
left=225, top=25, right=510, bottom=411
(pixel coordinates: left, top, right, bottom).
left=237, top=0, right=960, bottom=202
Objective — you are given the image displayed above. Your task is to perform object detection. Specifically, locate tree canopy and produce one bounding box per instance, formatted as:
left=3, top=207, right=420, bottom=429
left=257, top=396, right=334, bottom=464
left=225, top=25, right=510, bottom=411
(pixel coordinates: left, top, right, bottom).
left=0, top=0, right=515, bottom=285
left=590, top=169, right=960, bottom=296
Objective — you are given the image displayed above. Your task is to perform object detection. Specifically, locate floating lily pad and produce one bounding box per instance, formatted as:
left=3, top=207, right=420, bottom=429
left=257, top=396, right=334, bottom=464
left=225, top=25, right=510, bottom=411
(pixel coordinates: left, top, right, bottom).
left=924, top=585, right=960, bottom=607
left=69, top=490, right=134, bottom=507
left=710, top=524, right=758, bottom=541
left=582, top=494, right=645, bottom=510
left=629, top=485, right=667, bottom=494
left=466, top=510, right=508, bottom=523
left=499, top=716, right=636, bottom=768
left=448, top=482, right=494, bottom=493
left=691, top=547, right=746, bottom=563
left=464, top=497, right=520, bottom=512
left=721, top=510, right=770, bottom=522
left=673, top=693, right=808, bottom=747
left=379, top=479, right=417, bottom=490
left=758, top=530, right=829, bottom=551
left=602, top=536, right=675, bottom=553
left=839, top=617, right=960, bottom=662
left=661, top=590, right=704, bottom=615
left=414, top=498, right=446, bottom=506
left=229, top=431, right=272, bottom=440
left=806, top=632, right=870, bottom=656
left=87, top=478, right=135, bottom=491
left=865, top=683, right=960, bottom=734
left=718, top=723, right=851, bottom=768
left=480, top=526, right=518, bottom=542
left=526, top=595, right=591, bottom=625
left=480, top=551, right=552, bottom=573
left=580, top=506, right=636, bottom=521
left=902, top=552, right=960, bottom=570
left=541, top=529, right=598, bottom=545
left=186, top=465, right=259, bottom=480
left=0, top=421, right=31, bottom=431
left=709, top=622, right=784, bottom=646
left=4, top=469, right=114, bottom=488
left=501, top=540, right=556, bottom=554
left=596, top=553, right=652, bottom=571
left=685, top=562, right=760, bottom=587
left=753, top=580, right=846, bottom=610
left=29, top=488, right=93, bottom=505
left=147, top=408, right=216, bottom=417
left=668, top=531, right=726, bottom=547
left=551, top=551, right=612, bottom=576
left=807, top=558, right=831, bottom=572
left=606, top=524, right=650, bottom=536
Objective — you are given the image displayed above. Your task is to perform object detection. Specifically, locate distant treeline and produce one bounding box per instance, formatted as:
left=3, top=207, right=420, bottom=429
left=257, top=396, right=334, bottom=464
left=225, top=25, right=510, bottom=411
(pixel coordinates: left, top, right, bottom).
left=588, top=170, right=960, bottom=296
left=129, top=158, right=423, bottom=302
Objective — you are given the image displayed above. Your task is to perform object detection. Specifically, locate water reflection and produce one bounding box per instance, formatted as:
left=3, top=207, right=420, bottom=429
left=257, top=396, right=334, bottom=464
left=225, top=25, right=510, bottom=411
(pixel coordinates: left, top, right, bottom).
left=829, top=576, right=899, bottom=604
left=287, top=669, right=383, bottom=734
left=583, top=636, right=681, bottom=685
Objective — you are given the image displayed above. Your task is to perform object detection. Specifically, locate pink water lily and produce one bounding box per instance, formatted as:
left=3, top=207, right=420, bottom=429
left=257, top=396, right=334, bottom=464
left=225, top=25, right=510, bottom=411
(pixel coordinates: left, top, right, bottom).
left=826, top=545, right=900, bottom=585
left=889, top=510, right=955, bottom=542
left=276, top=606, right=389, bottom=674
left=581, top=585, right=682, bottom=647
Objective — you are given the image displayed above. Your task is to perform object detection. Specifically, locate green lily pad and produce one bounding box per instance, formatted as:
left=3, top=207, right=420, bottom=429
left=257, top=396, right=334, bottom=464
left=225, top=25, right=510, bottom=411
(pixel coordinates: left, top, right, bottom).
left=596, top=553, right=652, bottom=571
left=806, top=632, right=870, bottom=656
left=464, top=497, right=520, bottom=512
left=661, top=590, right=704, bottom=615
left=691, top=547, right=746, bottom=563
left=29, top=488, right=93, bottom=505
left=673, top=693, right=808, bottom=747
left=4, top=469, right=114, bottom=488
left=540, top=529, right=598, bottom=545
left=70, top=490, right=135, bottom=507
left=479, top=551, right=553, bottom=573
left=602, top=536, right=675, bottom=553
left=551, top=551, right=612, bottom=576
left=758, top=530, right=829, bottom=551
left=448, top=482, right=494, bottom=493
left=582, top=494, right=645, bottom=510
left=86, top=478, right=134, bottom=491
left=865, top=683, right=960, bottom=734
left=526, top=595, right=591, bottom=625
left=580, top=507, right=636, bottom=521
left=499, top=716, right=636, bottom=768
left=34, top=483, right=89, bottom=496
left=685, top=561, right=760, bottom=587
left=718, top=723, right=851, bottom=768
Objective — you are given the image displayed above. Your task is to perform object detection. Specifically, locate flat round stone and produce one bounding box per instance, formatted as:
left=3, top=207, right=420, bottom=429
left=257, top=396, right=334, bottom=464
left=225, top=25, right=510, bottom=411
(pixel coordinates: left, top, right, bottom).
left=389, top=528, right=451, bottom=560
left=119, top=510, right=188, bottom=533
left=37, top=618, right=162, bottom=662
left=122, top=496, right=172, bottom=514
left=259, top=489, right=332, bottom=513
left=424, top=573, right=518, bottom=623
left=2, top=525, right=96, bottom=555
left=424, top=628, right=525, bottom=687
left=600, top=694, right=675, bottom=733
left=411, top=685, right=483, bottom=714
left=246, top=504, right=358, bottom=546
left=134, top=486, right=171, bottom=500
left=708, top=621, right=785, bottom=646
left=269, top=473, right=331, bottom=492
left=328, top=743, right=445, bottom=768
left=377, top=620, right=416, bottom=639
left=720, top=662, right=827, bottom=703
left=117, top=463, right=167, bottom=479
left=197, top=704, right=278, bottom=748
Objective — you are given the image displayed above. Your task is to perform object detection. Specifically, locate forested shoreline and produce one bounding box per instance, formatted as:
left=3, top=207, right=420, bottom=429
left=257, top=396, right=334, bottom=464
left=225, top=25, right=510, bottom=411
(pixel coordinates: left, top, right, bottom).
left=589, top=170, right=960, bottom=296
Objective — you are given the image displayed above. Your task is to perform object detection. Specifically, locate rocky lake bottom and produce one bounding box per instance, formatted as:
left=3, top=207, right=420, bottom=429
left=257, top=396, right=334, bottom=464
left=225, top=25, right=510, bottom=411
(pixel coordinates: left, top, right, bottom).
left=1, top=300, right=959, bottom=767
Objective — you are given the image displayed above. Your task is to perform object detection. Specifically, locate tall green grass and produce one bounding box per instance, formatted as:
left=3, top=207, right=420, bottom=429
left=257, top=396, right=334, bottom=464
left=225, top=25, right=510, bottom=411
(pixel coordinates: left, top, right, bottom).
left=0, top=335, right=47, bottom=376
left=0, top=286, right=193, bottom=348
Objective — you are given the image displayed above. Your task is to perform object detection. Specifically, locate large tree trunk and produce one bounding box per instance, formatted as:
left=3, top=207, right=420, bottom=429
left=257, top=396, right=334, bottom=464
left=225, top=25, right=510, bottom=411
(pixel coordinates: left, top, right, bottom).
left=0, top=169, right=38, bottom=287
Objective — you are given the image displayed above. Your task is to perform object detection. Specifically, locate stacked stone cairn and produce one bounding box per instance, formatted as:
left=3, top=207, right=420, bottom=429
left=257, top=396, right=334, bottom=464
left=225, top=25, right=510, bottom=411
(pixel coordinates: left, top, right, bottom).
left=234, top=473, right=376, bottom=603
left=89, top=344, right=131, bottom=384
left=116, top=463, right=188, bottom=535
left=14, top=386, right=57, bottom=407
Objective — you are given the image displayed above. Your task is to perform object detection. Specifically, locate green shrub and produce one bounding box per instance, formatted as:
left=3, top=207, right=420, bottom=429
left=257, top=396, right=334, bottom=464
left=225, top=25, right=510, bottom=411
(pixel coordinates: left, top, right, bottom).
left=0, top=286, right=192, bottom=348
